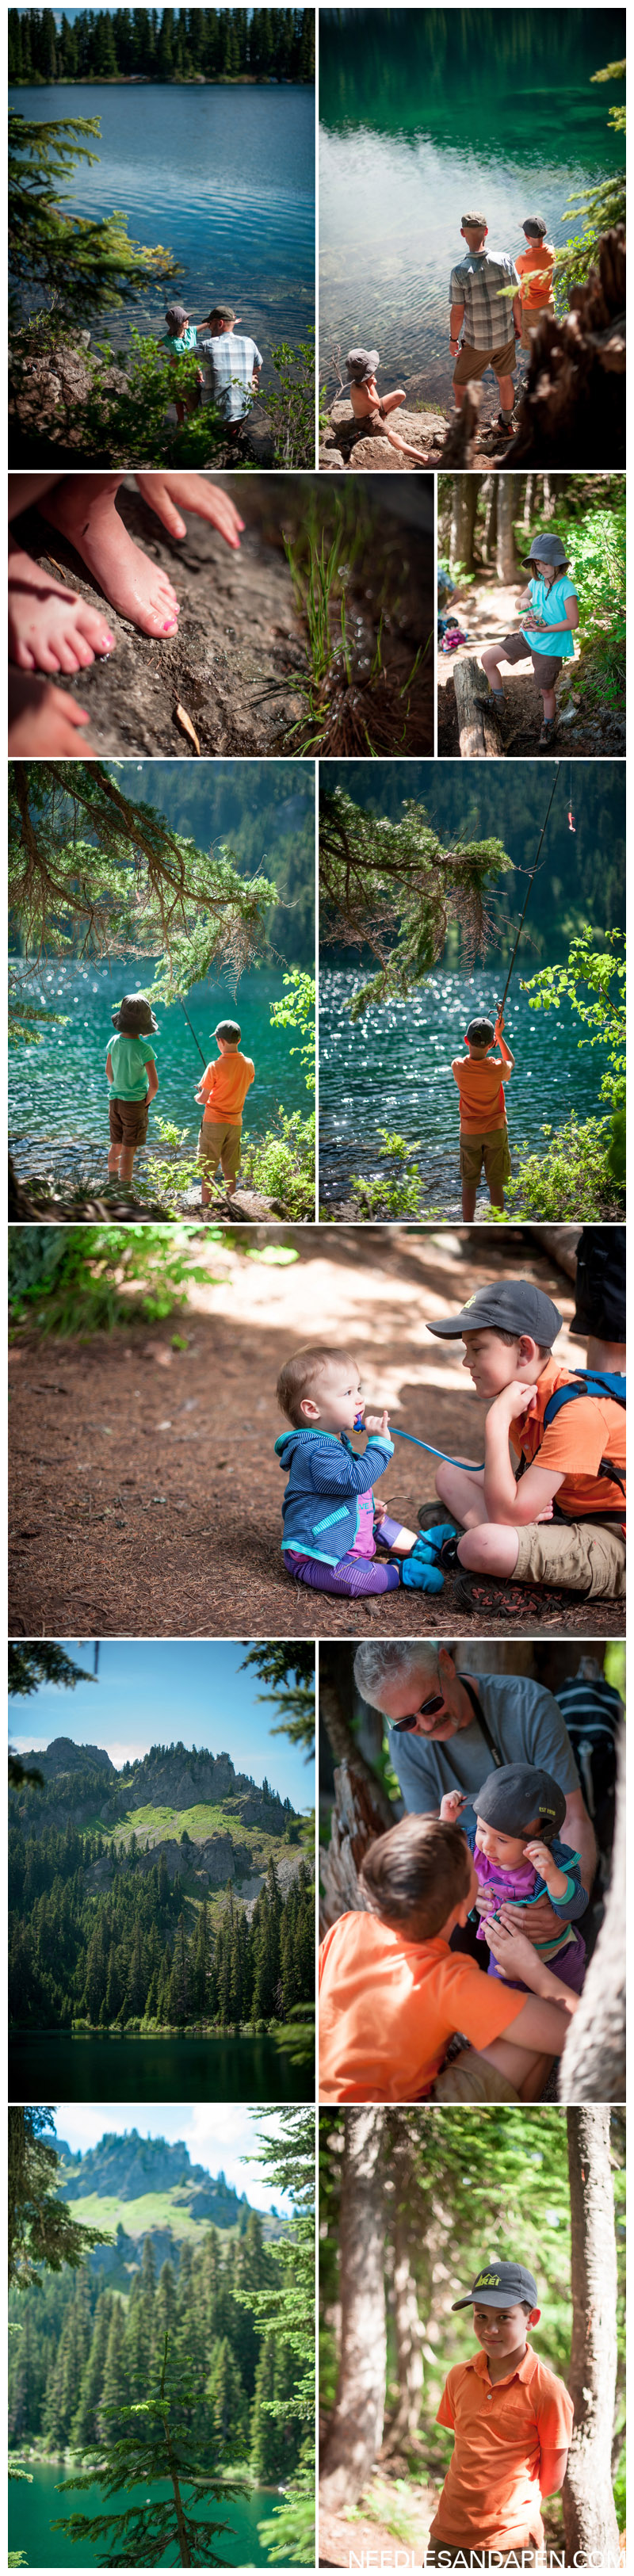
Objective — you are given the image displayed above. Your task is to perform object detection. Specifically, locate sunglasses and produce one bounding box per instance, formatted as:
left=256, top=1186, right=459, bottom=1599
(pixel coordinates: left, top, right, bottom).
left=391, top=1692, right=445, bottom=1734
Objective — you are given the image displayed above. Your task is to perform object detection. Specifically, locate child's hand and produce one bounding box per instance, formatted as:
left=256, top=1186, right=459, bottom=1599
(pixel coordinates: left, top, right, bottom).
left=523, top=1840, right=554, bottom=1877
left=365, top=1409, right=390, bottom=1436
left=486, top=1920, right=539, bottom=1982
left=373, top=1499, right=388, bottom=1521
left=494, top=1011, right=503, bottom=1039
left=474, top=1887, right=497, bottom=1917
left=491, top=1379, right=538, bottom=1423
left=135, top=473, right=245, bottom=550
left=440, top=1791, right=467, bottom=1823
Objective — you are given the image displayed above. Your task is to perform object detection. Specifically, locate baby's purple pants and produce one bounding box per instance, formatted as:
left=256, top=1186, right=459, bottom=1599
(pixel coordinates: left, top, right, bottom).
left=285, top=1512, right=403, bottom=1597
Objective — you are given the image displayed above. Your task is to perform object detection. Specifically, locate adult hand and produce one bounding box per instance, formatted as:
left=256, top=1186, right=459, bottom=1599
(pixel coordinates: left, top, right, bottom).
left=135, top=473, right=245, bottom=550
left=495, top=1891, right=562, bottom=1943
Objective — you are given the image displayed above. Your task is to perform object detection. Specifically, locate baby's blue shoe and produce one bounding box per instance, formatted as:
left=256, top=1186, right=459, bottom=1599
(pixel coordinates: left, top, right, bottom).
left=402, top=1555, right=445, bottom=1593
left=411, top=1523, right=457, bottom=1562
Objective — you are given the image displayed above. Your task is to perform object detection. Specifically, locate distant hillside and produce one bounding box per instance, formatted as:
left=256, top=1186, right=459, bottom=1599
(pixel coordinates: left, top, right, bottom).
left=10, top=1736, right=306, bottom=1898
left=46, top=2127, right=286, bottom=2288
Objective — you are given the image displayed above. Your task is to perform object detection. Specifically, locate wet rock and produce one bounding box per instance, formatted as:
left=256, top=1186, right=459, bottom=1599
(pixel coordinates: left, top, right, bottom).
left=319, top=445, right=345, bottom=470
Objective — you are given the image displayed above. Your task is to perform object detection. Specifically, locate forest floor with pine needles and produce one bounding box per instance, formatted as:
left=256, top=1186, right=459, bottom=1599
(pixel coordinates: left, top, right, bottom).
left=9, top=1226, right=623, bottom=1640
left=12, top=476, right=433, bottom=759
left=437, top=570, right=625, bottom=759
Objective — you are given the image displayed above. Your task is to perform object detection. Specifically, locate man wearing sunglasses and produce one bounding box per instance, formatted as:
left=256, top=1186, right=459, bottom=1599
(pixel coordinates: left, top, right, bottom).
left=353, top=1642, right=596, bottom=1959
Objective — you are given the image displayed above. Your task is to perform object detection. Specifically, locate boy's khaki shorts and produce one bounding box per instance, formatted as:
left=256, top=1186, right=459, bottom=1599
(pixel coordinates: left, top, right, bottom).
left=197, top=1118, right=241, bottom=1179
left=433, top=2047, right=519, bottom=2104
left=453, top=334, right=517, bottom=384
left=460, top=1126, right=511, bottom=1191
left=514, top=1518, right=626, bottom=1600
left=520, top=301, right=556, bottom=350
left=496, top=631, right=562, bottom=692
left=109, top=1095, right=149, bottom=1148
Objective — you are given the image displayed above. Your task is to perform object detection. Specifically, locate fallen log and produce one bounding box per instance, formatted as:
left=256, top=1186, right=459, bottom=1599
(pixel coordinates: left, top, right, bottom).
left=453, top=654, right=502, bottom=758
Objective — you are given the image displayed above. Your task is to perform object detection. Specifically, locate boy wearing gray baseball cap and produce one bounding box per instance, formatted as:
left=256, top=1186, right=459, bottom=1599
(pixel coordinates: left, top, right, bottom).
left=414, top=1277, right=625, bottom=1608
left=426, top=2258, right=573, bottom=2566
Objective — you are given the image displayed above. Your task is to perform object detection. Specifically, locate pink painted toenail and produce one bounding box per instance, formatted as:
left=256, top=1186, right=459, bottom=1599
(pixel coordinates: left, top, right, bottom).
left=162, top=619, right=178, bottom=632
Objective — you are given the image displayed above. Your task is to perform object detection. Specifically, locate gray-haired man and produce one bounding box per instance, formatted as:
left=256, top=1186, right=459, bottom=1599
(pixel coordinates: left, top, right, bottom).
left=353, top=1642, right=596, bottom=1949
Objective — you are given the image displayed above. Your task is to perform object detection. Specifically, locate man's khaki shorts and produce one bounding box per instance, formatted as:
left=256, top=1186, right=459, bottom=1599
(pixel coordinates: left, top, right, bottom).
left=460, top=1126, right=511, bottom=1192
left=521, top=301, right=556, bottom=350
left=109, top=1095, right=149, bottom=1148
left=197, top=1118, right=241, bottom=1179
left=433, top=2047, right=519, bottom=2104
left=496, top=630, right=562, bottom=693
left=514, top=1517, right=626, bottom=1600
left=453, top=334, right=517, bottom=384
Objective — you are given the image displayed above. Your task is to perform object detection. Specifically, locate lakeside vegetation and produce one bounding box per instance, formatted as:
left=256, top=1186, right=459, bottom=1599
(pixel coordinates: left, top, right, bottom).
left=9, top=7, right=315, bottom=86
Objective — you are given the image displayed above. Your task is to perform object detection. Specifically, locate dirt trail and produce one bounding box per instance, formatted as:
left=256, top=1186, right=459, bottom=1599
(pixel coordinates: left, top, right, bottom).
left=437, top=570, right=625, bottom=759
left=12, top=476, right=433, bottom=759
left=10, top=1229, right=622, bottom=1642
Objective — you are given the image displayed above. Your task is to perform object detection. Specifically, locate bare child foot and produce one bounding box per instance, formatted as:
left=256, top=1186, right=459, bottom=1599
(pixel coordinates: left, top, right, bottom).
left=9, top=545, right=115, bottom=675
left=39, top=477, right=180, bottom=637
left=9, top=670, right=92, bottom=755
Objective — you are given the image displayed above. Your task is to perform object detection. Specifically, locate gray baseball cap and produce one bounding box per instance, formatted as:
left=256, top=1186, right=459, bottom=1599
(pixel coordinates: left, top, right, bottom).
left=426, top=1280, right=562, bottom=1344
left=522, top=533, right=569, bottom=567
left=453, top=2261, right=538, bottom=2311
left=476, top=1763, right=567, bottom=1838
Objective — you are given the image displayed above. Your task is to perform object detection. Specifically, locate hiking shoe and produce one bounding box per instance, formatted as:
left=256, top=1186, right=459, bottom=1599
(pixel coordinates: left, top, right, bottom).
left=538, top=715, right=559, bottom=749
left=473, top=688, right=509, bottom=726
left=418, top=1503, right=465, bottom=1534
left=453, top=1569, right=589, bottom=1619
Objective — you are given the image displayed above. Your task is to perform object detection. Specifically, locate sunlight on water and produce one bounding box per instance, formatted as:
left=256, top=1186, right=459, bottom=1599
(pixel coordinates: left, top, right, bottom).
left=10, top=84, right=315, bottom=380
left=319, top=967, right=603, bottom=1212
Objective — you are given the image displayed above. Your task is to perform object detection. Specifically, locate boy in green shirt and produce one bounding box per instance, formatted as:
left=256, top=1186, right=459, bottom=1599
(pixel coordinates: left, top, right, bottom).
left=106, top=994, right=158, bottom=1186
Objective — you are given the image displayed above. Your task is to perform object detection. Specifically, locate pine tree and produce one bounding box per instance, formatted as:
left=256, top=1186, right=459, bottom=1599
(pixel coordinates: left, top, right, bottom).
left=52, top=2331, right=250, bottom=2568
left=70, top=2291, right=113, bottom=2449
left=208, top=2337, right=249, bottom=2452
left=99, top=2299, right=128, bottom=2438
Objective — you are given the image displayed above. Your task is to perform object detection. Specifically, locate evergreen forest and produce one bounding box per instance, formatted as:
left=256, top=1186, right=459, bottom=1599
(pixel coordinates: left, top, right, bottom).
left=9, top=9, right=315, bottom=86
left=9, top=1832, right=314, bottom=2035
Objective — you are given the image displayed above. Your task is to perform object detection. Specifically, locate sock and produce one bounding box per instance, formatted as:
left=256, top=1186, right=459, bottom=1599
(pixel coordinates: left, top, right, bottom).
left=501, top=405, right=514, bottom=424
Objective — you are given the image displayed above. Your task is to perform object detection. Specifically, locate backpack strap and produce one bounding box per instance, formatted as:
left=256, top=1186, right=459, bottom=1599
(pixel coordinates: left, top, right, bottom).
left=541, top=1371, right=626, bottom=1524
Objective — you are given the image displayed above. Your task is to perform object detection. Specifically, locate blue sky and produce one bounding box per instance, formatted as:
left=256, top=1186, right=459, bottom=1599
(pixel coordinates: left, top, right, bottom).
left=51, top=2102, right=300, bottom=2216
left=10, top=1639, right=313, bottom=1809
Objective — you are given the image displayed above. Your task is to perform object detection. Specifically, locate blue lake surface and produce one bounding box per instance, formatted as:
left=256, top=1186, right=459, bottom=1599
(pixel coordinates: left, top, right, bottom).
left=9, top=2456, right=288, bottom=2568
left=319, top=965, right=605, bottom=1214
left=10, top=956, right=310, bottom=1181
left=10, top=82, right=315, bottom=384
left=319, top=9, right=624, bottom=396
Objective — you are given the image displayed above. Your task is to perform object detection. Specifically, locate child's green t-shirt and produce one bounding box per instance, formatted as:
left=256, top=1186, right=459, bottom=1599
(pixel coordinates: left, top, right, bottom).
left=107, top=1034, right=156, bottom=1099
left=521, top=574, right=578, bottom=659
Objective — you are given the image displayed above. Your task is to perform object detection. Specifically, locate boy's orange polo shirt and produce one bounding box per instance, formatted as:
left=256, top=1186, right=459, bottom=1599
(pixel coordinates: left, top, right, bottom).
left=452, top=1055, right=510, bottom=1133
left=318, top=1912, right=525, bottom=2101
left=510, top=1354, right=626, bottom=1520
left=516, top=241, right=556, bottom=308
left=198, top=1051, right=254, bottom=1122
left=430, top=2343, right=573, bottom=2552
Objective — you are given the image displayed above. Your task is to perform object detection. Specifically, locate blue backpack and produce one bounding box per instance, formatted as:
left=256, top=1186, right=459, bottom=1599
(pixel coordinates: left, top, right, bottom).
left=542, top=1370, right=626, bottom=1519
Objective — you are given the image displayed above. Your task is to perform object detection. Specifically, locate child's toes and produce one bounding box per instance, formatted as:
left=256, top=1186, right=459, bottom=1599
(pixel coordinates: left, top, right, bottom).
left=11, top=638, right=38, bottom=673
left=56, top=636, right=86, bottom=675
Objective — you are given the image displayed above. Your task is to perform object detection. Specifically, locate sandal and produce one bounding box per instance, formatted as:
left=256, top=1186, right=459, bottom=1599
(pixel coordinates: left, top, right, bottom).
left=452, top=1569, right=590, bottom=1619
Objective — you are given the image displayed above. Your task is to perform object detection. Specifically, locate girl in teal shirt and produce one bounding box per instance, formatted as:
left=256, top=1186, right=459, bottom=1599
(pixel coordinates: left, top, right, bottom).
left=477, top=533, right=579, bottom=747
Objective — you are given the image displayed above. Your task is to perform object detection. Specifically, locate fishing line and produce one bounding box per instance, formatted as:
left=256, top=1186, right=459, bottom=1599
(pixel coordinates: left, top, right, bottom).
left=178, top=997, right=207, bottom=1066
left=497, top=763, right=561, bottom=1019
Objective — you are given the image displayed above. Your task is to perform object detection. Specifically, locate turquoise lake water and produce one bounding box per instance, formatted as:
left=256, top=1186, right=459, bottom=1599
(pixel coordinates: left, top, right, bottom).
left=9, top=2457, right=286, bottom=2568
left=9, top=2028, right=314, bottom=2105
left=319, top=9, right=625, bottom=396
left=10, top=82, right=315, bottom=384
left=10, top=957, right=308, bottom=1183
left=319, top=965, right=605, bottom=1213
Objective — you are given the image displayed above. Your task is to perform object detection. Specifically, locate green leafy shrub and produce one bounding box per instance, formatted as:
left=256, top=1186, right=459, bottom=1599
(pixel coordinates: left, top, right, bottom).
left=8, top=1225, right=214, bottom=1336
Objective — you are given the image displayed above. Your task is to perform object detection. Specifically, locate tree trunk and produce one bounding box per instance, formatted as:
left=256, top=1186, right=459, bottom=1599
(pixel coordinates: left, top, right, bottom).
left=320, top=1655, right=395, bottom=1830
left=319, top=2108, right=387, bottom=2513
left=380, top=2115, right=424, bottom=2457
left=481, top=475, right=498, bottom=564
left=562, top=2109, right=621, bottom=2567
left=495, top=478, right=519, bottom=583
left=559, top=1727, right=625, bottom=2103
left=453, top=655, right=502, bottom=758
left=509, top=229, right=625, bottom=468
left=523, top=474, right=537, bottom=529
left=449, top=474, right=479, bottom=571
left=319, top=1759, right=389, bottom=1932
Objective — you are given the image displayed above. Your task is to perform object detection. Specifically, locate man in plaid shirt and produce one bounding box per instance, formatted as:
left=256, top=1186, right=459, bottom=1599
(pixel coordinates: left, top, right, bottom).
left=198, top=303, right=263, bottom=438
left=449, top=214, right=521, bottom=435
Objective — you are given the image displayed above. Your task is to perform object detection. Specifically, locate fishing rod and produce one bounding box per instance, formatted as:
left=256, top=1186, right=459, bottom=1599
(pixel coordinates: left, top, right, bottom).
left=179, top=996, right=207, bottom=1066
left=497, top=762, right=561, bottom=1020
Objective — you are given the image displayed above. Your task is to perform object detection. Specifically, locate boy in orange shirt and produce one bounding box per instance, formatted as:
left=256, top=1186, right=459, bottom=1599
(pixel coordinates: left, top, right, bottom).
left=516, top=214, right=556, bottom=351
left=426, top=1278, right=626, bottom=1607
left=319, top=1813, right=579, bottom=2104
left=452, top=1010, right=514, bottom=1218
left=195, top=1017, right=254, bottom=1206
left=426, top=2258, right=573, bottom=2568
